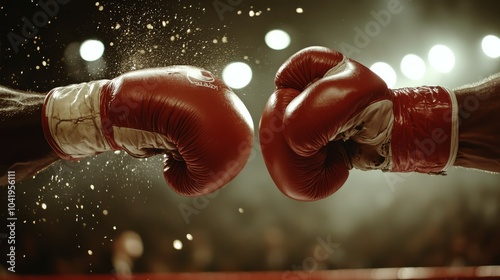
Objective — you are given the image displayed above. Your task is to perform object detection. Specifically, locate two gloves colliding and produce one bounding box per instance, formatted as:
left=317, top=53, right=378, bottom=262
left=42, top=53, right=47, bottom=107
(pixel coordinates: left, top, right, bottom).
left=42, top=47, right=458, bottom=201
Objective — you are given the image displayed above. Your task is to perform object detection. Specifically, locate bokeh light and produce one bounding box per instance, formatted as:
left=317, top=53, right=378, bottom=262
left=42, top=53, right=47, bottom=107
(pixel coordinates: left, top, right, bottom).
left=370, top=62, right=397, bottom=88
left=173, top=240, right=183, bottom=250
left=428, top=44, right=455, bottom=73
left=400, top=54, right=426, bottom=80
left=123, top=231, right=144, bottom=258
left=482, top=35, right=500, bottom=58
left=265, top=29, right=291, bottom=50
left=222, top=62, right=253, bottom=89
left=79, top=39, right=105, bottom=62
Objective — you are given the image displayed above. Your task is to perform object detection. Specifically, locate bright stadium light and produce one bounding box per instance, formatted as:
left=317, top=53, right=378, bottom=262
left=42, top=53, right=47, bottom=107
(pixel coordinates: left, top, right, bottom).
left=265, top=29, right=291, bottom=50
left=481, top=35, right=500, bottom=58
left=370, top=62, right=397, bottom=88
left=400, top=54, right=426, bottom=80
left=222, top=62, right=253, bottom=89
left=428, top=44, right=455, bottom=73
left=79, top=39, right=105, bottom=61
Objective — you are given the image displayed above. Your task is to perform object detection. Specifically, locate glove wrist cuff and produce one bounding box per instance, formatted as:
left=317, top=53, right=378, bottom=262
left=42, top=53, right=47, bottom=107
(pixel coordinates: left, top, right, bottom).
left=390, top=86, right=458, bottom=174
left=41, top=80, right=113, bottom=160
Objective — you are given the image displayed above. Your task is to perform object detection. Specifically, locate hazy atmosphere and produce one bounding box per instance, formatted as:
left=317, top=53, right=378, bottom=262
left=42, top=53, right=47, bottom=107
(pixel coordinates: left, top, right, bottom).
left=1, top=0, right=499, bottom=275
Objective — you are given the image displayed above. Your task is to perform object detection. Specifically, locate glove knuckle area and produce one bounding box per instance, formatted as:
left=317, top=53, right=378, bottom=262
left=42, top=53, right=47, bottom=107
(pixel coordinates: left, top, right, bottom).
left=108, top=66, right=254, bottom=196
left=275, top=46, right=344, bottom=90
left=273, top=48, right=357, bottom=157
left=260, top=90, right=349, bottom=201
left=263, top=141, right=349, bottom=201
left=261, top=47, right=372, bottom=201
left=167, top=119, right=253, bottom=196
left=282, top=81, right=337, bottom=157
left=283, top=58, right=393, bottom=156
left=170, top=107, right=253, bottom=196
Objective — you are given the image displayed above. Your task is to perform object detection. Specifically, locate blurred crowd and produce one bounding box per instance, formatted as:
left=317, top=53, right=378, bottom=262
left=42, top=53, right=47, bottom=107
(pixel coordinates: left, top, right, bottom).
left=1, top=153, right=499, bottom=275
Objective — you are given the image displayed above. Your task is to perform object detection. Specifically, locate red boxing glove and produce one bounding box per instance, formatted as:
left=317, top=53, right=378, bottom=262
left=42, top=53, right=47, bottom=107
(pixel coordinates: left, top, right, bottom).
left=260, top=46, right=458, bottom=201
left=42, top=66, right=254, bottom=196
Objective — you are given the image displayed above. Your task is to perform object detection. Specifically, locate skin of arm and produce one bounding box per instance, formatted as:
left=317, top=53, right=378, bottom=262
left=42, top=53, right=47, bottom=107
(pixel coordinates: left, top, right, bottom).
left=0, top=86, right=59, bottom=184
left=453, top=73, right=500, bottom=173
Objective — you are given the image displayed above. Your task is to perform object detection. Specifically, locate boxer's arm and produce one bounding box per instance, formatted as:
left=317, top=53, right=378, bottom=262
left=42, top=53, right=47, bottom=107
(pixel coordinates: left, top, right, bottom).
left=0, top=86, right=59, bottom=184
left=453, top=73, right=500, bottom=173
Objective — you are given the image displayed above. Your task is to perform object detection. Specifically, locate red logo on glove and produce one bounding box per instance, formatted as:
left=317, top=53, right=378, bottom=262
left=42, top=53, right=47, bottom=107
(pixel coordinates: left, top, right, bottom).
left=186, top=69, right=219, bottom=90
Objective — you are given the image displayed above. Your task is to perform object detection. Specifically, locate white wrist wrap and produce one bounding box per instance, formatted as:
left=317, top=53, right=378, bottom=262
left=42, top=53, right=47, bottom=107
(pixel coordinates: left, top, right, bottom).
left=442, top=87, right=459, bottom=171
left=43, top=80, right=111, bottom=159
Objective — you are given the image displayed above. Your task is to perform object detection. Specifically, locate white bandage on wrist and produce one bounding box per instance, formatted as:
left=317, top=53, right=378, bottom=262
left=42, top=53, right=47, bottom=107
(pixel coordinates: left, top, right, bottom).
left=44, top=80, right=111, bottom=159
left=442, top=87, right=459, bottom=171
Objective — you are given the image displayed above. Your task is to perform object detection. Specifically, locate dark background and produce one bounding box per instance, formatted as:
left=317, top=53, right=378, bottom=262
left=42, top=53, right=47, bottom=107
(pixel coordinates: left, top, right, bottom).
left=1, top=0, right=500, bottom=275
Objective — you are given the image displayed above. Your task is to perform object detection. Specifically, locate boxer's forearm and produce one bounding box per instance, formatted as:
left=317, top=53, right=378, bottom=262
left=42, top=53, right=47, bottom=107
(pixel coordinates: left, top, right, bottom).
left=453, top=73, right=500, bottom=173
left=0, top=86, right=59, bottom=184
